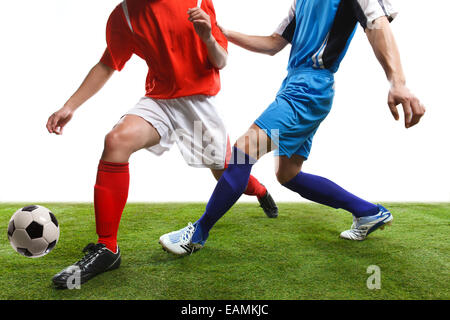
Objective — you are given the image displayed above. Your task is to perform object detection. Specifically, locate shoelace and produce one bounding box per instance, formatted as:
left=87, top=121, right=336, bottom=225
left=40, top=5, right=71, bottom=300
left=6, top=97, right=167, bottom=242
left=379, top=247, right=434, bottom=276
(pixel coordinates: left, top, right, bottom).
left=75, top=243, right=103, bottom=269
left=348, top=221, right=369, bottom=238
left=350, top=228, right=366, bottom=236
left=181, top=223, right=195, bottom=243
left=82, top=243, right=97, bottom=253
left=179, top=223, right=198, bottom=255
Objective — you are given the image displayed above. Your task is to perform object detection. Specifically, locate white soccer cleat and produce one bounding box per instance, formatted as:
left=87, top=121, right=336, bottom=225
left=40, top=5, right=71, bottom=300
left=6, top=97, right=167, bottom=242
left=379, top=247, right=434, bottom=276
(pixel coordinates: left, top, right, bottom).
left=340, top=205, right=393, bottom=241
left=159, top=222, right=203, bottom=255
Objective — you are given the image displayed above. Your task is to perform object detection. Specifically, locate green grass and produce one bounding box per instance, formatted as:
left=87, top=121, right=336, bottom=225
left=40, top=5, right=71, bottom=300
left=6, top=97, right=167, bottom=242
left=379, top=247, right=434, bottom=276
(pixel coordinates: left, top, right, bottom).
left=0, top=202, right=449, bottom=300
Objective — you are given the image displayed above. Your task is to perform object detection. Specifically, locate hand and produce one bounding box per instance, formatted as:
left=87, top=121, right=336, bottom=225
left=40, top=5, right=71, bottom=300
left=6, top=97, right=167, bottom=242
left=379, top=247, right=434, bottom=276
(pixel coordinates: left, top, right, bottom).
left=46, top=105, right=75, bottom=135
left=188, top=7, right=213, bottom=44
left=387, top=84, right=426, bottom=128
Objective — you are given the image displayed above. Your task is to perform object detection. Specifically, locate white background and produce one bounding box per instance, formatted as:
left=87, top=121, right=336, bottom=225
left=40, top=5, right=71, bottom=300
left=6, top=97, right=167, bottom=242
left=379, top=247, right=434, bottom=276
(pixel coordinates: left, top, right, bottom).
left=0, top=0, right=449, bottom=203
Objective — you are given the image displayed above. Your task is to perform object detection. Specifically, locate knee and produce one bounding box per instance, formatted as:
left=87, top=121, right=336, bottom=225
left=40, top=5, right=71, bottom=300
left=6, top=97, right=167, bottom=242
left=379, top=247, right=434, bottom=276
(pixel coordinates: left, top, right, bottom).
left=275, top=155, right=304, bottom=185
left=276, top=168, right=298, bottom=185
left=104, top=129, right=133, bottom=154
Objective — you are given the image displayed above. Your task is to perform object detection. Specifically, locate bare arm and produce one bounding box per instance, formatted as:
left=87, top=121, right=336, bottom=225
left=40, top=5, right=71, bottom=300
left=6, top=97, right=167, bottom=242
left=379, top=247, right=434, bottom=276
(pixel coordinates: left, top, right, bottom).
left=366, top=17, right=425, bottom=128
left=46, top=61, right=114, bottom=135
left=64, top=62, right=114, bottom=111
left=188, top=7, right=228, bottom=69
left=204, top=36, right=228, bottom=70
left=221, top=27, right=289, bottom=56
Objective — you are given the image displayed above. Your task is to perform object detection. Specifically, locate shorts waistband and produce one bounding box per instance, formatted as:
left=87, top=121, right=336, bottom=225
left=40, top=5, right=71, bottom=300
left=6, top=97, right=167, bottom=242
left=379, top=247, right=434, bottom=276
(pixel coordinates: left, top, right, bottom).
left=287, top=66, right=334, bottom=78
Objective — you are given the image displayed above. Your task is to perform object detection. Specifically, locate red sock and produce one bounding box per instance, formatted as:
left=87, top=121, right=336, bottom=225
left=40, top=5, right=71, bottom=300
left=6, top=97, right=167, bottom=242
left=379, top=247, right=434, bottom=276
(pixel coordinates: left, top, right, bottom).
left=244, top=175, right=267, bottom=198
left=94, top=160, right=129, bottom=253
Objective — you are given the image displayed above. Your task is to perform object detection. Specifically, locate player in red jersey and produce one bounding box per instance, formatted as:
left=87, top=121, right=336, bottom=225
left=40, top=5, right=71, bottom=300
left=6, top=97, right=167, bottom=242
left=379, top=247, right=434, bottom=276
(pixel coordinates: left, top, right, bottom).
left=47, top=0, right=277, bottom=289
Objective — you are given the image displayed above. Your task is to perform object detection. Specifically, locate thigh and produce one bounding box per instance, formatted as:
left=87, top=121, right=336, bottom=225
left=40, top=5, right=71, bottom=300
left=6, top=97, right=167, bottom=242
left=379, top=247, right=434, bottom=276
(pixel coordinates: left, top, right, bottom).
left=255, top=71, right=334, bottom=159
left=255, top=96, right=320, bottom=159
left=292, top=126, right=318, bottom=160
left=108, top=114, right=161, bottom=152
left=235, top=123, right=274, bottom=161
left=168, top=95, right=229, bottom=170
left=125, top=97, right=175, bottom=156
left=210, top=168, right=225, bottom=181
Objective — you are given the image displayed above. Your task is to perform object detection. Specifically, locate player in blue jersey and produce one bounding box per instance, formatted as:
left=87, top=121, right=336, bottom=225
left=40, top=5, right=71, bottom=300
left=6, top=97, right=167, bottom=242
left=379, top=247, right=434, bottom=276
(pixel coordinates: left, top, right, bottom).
left=159, top=0, right=426, bottom=254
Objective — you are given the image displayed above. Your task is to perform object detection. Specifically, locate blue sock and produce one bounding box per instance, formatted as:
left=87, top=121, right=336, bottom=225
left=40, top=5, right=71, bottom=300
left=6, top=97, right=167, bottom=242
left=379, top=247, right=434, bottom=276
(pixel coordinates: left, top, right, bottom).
left=283, top=172, right=379, bottom=217
left=193, top=147, right=256, bottom=243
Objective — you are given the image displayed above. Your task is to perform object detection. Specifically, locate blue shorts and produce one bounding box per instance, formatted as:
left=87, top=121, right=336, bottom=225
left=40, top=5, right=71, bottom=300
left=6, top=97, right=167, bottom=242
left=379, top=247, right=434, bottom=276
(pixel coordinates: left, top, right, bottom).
left=255, top=68, right=335, bottom=160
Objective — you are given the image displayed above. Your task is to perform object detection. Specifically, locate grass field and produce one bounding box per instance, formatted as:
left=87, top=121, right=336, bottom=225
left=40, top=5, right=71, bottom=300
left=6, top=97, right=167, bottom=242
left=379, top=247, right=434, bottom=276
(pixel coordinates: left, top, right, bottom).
left=0, top=202, right=448, bottom=300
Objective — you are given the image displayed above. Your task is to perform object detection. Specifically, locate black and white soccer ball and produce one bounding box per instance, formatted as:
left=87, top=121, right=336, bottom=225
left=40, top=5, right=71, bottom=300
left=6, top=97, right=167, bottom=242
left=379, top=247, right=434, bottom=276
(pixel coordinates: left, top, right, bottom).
left=7, top=205, right=60, bottom=258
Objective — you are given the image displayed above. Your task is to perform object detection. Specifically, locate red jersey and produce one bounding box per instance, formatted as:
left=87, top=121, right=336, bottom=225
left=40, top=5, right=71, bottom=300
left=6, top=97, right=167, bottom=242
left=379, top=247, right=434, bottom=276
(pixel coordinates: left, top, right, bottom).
left=100, top=0, right=228, bottom=99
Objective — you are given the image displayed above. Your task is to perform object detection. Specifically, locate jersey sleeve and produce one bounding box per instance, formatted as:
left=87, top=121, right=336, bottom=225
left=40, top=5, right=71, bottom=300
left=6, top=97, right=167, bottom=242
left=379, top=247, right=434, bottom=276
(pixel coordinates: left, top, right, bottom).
left=274, top=0, right=297, bottom=43
left=353, top=0, right=398, bottom=30
left=205, top=0, right=228, bottom=51
left=100, top=5, right=134, bottom=71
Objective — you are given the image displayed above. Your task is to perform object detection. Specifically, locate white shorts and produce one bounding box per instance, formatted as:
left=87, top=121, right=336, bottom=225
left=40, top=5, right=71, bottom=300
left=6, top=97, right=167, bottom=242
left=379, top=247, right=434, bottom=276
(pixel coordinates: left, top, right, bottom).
left=125, top=95, right=229, bottom=170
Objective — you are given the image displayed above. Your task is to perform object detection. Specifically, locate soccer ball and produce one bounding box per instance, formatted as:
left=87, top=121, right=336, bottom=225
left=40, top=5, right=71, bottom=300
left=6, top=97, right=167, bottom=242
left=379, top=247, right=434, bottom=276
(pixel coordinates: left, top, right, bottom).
left=7, top=205, right=60, bottom=258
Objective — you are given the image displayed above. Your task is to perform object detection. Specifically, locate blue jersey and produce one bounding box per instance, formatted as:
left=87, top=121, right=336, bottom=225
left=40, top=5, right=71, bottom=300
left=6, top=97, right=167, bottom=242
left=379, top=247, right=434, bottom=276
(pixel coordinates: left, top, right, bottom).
left=256, top=0, right=398, bottom=158
left=275, top=0, right=398, bottom=73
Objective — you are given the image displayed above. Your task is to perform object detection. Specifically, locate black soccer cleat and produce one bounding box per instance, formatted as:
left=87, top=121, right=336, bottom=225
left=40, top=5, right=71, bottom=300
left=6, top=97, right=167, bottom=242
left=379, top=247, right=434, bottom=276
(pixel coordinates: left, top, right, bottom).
left=258, top=191, right=279, bottom=218
left=52, top=243, right=121, bottom=289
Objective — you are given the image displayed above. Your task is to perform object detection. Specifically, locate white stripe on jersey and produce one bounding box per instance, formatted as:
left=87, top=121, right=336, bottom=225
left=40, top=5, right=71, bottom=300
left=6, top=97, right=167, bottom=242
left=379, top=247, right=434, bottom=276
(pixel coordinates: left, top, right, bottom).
left=313, top=33, right=330, bottom=69
left=197, top=0, right=202, bottom=7
left=121, top=0, right=133, bottom=33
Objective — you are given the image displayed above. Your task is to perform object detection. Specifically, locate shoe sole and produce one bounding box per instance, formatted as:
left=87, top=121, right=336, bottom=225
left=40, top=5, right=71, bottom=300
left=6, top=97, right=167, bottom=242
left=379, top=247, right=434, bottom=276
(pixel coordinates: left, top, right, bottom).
left=379, top=220, right=393, bottom=230
left=159, top=238, right=185, bottom=255
left=159, top=238, right=201, bottom=256
left=263, top=210, right=278, bottom=219
left=340, top=215, right=393, bottom=241
left=159, top=239, right=171, bottom=254
left=368, top=214, right=393, bottom=234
